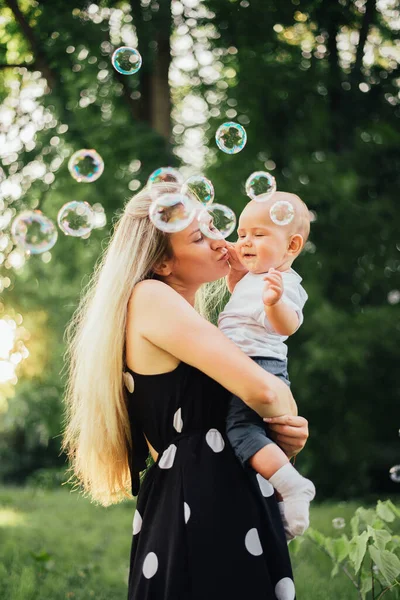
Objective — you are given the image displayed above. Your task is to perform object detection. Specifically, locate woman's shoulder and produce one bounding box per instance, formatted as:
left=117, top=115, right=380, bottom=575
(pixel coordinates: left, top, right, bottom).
left=129, top=279, right=178, bottom=309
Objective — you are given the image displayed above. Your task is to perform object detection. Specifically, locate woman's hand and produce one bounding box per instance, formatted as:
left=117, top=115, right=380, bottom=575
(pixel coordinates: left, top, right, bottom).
left=263, top=414, right=309, bottom=459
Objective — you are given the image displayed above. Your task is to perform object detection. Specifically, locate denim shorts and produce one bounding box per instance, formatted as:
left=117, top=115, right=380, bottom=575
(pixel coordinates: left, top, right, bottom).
left=225, top=357, right=290, bottom=467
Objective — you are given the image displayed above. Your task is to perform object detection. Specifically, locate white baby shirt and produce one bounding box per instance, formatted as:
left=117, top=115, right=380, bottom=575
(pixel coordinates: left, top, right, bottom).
left=218, top=268, right=308, bottom=360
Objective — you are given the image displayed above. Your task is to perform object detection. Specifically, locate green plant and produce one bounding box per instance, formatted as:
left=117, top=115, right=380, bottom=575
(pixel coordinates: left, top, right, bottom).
left=291, top=500, right=400, bottom=599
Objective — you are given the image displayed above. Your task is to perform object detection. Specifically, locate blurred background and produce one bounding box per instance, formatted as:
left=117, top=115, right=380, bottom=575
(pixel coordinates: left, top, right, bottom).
left=0, top=0, right=399, bottom=598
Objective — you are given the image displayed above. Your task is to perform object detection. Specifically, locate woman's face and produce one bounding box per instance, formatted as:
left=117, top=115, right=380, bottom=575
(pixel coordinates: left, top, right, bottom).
left=167, top=210, right=230, bottom=286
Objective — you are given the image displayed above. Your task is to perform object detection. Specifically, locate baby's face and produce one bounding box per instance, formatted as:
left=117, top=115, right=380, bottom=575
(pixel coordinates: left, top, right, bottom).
left=236, top=201, right=290, bottom=274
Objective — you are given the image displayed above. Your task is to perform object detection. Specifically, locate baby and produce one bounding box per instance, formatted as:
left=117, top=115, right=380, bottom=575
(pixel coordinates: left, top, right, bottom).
left=218, top=191, right=316, bottom=540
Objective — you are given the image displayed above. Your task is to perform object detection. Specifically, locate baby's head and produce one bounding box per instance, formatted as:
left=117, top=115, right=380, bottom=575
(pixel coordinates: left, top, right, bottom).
left=236, top=191, right=310, bottom=274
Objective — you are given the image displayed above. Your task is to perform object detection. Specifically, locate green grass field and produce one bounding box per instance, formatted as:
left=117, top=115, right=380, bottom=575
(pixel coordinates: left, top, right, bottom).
left=0, top=485, right=399, bottom=599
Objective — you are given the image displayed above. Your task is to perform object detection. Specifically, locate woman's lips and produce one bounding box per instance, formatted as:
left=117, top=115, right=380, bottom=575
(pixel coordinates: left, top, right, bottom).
left=218, top=251, right=229, bottom=261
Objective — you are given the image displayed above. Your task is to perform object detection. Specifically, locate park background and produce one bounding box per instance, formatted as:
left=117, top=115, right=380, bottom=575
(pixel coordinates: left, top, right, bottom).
left=0, top=0, right=399, bottom=598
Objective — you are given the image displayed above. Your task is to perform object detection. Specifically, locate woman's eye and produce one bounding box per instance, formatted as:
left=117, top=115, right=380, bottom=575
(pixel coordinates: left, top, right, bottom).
left=194, top=236, right=204, bottom=243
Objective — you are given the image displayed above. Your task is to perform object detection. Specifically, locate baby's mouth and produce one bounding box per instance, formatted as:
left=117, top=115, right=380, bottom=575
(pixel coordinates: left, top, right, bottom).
left=242, top=252, right=256, bottom=259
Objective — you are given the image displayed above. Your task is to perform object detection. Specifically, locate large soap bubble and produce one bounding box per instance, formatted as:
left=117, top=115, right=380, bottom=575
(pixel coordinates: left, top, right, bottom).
left=11, top=210, right=58, bottom=255
left=199, top=203, right=236, bottom=239
left=269, top=200, right=295, bottom=226
left=68, top=149, right=104, bottom=183
left=215, top=122, right=247, bottom=154
left=182, top=175, right=214, bottom=206
left=57, top=201, right=94, bottom=237
left=149, top=193, right=196, bottom=233
left=245, top=171, right=276, bottom=201
left=112, top=47, right=142, bottom=75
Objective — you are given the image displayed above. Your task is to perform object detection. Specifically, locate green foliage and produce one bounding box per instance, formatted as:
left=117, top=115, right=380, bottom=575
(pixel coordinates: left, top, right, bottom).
left=0, top=0, right=399, bottom=498
left=292, top=500, right=400, bottom=599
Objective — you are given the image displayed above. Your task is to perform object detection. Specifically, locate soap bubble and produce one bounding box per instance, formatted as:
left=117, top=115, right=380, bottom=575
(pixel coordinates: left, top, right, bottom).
left=215, top=122, right=247, bottom=154
left=199, top=203, right=236, bottom=239
left=332, top=517, right=346, bottom=530
left=245, top=171, right=277, bottom=201
left=57, top=201, right=94, bottom=237
left=68, top=149, right=104, bottom=183
left=148, top=167, right=184, bottom=199
left=91, top=204, right=107, bottom=229
left=269, top=200, right=295, bottom=226
left=389, top=465, right=400, bottom=483
left=112, top=47, right=142, bottom=75
left=182, top=175, right=214, bottom=206
left=149, top=193, right=196, bottom=233
left=11, top=210, right=58, bottom=255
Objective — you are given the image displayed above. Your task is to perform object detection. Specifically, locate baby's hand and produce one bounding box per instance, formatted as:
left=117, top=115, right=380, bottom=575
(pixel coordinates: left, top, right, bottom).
left=262, top=268, right=284, bottom=306
left=226, top=242, right=247, bottom=273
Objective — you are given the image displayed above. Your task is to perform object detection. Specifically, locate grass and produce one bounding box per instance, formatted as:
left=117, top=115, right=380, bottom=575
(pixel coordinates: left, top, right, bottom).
left=0, top=485, right=399, bottom=599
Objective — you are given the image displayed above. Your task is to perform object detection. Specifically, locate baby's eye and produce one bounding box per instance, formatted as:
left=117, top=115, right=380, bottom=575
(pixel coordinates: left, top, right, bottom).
left=238, top=234, right=245, bottom=238
left=255, top=234, right=265, bottom=237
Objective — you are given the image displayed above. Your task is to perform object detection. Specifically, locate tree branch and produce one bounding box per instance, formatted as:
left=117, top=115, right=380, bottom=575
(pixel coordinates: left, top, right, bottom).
left=353, top=0, right=376, bottom=79
left=4, top=0, right=57, bottom=89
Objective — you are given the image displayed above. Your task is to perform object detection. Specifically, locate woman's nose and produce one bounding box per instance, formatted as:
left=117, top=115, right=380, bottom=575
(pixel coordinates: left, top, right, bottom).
left=210, top=236, right=227, bottom=251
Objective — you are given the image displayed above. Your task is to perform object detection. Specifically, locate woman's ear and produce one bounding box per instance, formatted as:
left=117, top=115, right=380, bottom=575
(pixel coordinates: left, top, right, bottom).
left=288, top=234, right=304, bottom=255
left=152, top=258, right=173, bottom=277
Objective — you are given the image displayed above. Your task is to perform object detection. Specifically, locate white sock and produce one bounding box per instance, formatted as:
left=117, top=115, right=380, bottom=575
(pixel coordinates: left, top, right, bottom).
left=270, top=463, right=316, bottom=537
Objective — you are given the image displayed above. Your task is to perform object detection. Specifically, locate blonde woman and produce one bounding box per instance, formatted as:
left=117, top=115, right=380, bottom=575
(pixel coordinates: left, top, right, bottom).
left=61, top=184, right=309, bottom=600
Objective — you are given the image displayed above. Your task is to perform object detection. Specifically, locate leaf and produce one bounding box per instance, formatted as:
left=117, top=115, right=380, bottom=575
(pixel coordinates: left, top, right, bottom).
left=330, top=562, right=340, bottom=578
left=376, top=500, right=396, bottom=523
left=288, top=536, right=305, bottom=555
left=327, top=535, right=351, bottom=563
left=368, top=546, right=400, bottom=585
left=367, top=525, right=392, bottom=552
left=356, top=507, right=378, bottom=527
left=360, top=573, right=373, bottom=597
left=306, top=527, right=329, bottom=549
left=349, top=530, right=370, bottom=573
left=386, top=500, right=400, bottom=519
left=351, top=514, right=360, bottom=537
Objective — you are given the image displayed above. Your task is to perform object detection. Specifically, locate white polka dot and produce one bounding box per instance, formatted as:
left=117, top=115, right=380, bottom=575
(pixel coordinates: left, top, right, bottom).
left=158, top=444, right=177, bottom=469
left=205, top=428, right=225, bottom=453
left=256, top=473, right=274, bottom=497
left=184, top=502, right=191, bottom=524
left=275, top=577, right=295, bottom=600
left=123, top=371, right=134, bottom=393
left=173, top=407, right=183, bottom=433
left=245, top=527, right=263, bottom=556
left=132, top=509, right=142, bottom=535
left=142, top=552, right=158, bottom=579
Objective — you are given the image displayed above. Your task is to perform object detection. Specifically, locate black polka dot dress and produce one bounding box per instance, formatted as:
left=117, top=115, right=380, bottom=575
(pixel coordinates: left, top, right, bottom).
left=124, top=361, right=296, bottom=600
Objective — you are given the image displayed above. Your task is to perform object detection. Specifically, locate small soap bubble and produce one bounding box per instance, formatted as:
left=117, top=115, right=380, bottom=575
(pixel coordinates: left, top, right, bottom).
left=68, top=149, right=104, bottom=183
left=388, top=290, right=400, bottom=305
left=270, top=200, right=295, bottom=226
left=389, top=465, right=400, bottom=483
left=57, top=201, right=94, bottom=237
left=111, top=47, right=142, bottom=75
left=372, top=565, right=379, bottom=575
left=149, top=193, right=196, bottom=233
left=148, top=167, right=184, bottom=196
left=245, top=171, right=277, bottom=201
left=11, top=210, right=58, bottom=255
left=199, top=203, right=236, bottom=240
left=332, top=517, right=346, bottom=530
left=215, top=122, right=247, bottom=154
left=182, top=175, right=214, bottom=206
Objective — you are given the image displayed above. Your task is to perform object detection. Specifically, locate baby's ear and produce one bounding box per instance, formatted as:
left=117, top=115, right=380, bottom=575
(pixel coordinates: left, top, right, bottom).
left=288, top=234, right=303, bottom=255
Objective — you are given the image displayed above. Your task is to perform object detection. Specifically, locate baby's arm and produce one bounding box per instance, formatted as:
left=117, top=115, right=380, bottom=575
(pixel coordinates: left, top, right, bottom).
left=226, top=242, right=248, bottom=293
left=263, top=269, right=299, bottom=336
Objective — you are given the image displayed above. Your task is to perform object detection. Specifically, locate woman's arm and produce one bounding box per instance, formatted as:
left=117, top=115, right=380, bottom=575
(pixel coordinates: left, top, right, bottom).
left=131, top=280, right=297, bottom=418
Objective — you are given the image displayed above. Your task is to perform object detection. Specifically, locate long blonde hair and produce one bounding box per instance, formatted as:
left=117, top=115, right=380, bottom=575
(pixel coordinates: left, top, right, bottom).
left=60, top=184, right=227, bottom=506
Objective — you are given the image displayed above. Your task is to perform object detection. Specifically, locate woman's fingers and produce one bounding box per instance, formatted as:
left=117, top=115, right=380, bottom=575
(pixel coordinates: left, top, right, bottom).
left=264, top=414, right=308, bottom=426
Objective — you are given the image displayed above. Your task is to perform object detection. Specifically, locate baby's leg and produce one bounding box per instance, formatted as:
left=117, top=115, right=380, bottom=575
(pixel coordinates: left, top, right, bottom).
left=226, top=394, right=315, bottom=539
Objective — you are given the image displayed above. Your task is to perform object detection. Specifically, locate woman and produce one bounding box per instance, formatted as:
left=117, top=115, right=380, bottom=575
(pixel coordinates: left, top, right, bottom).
left=61, top=185, right=309, bottom=600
